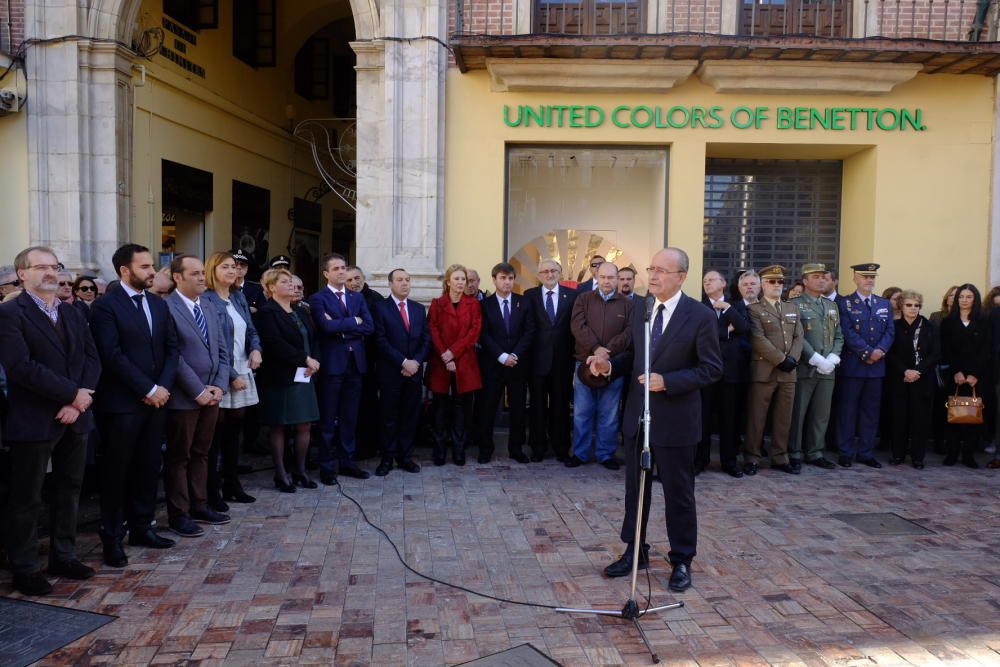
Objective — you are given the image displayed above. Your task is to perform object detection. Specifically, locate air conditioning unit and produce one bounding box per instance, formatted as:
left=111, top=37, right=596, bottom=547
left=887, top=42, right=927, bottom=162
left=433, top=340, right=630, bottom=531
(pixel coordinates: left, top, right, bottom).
left=0, top=88, right=24, bottom=115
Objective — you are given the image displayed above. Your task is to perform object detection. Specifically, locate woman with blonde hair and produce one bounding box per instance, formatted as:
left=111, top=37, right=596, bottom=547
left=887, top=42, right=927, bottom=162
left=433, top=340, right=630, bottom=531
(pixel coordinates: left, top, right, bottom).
left=255, top=269, right=321, bottom=491
left=425, top=264, right=483, bottom=465
left=202, top=251, right=262, bottom=506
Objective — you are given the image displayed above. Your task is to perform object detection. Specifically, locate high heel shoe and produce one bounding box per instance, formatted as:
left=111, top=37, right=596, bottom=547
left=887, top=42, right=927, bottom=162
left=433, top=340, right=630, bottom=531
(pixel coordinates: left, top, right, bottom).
left=222, top=481, right=256, bottom=503
left=292, top=473, right=318, bottom=489
left=273, top=475, right=296, bottom=493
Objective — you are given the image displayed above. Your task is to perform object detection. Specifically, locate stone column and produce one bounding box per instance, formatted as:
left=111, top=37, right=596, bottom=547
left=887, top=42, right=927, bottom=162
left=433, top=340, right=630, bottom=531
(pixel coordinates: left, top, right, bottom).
left=24, top=1, right=136, bottom=276
left=352, top=0, right=447, bottom=303
left=990, top=73, right=1000, bottom=286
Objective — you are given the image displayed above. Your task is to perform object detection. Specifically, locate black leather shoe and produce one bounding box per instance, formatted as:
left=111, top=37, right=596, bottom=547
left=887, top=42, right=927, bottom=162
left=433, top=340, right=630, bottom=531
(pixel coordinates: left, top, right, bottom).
left=477, top=455, right=491, bottom=464
left=375, top=461, right=393, bottom=477
left=809, top=458, right=836, bottom=470
left=913, top=462, right=925, bottom=469
left=169, top=517, right=205, bottom=537
left=222, top=483, right=256, bottom=504
left=341, top=464, right=371, bottom=479
left=962, top=455, right=980, bottom=469
left=603, top=546, right=649, bottom=578
left=668, top=563, right=692, bottom=592
left=564, top=455, right=585, bottom=468
left=292, top=473, right=318, bottom=489
left=12, top=572, right=53, bottom=596
left=772, top=463, right=800, bottom=475
left=838, top=456, right=853, bottom=468
left=510, top=452, right=530, bottom=464
left=274, top=475, right=296, bottom=493
left=48, top=559, right=95, bottom=580
left=555, top=454, right=568, bottom=463
left=453, top=453, right=466, bottom=466
left=530, top=453, right=545, bottom=463
left=129, top=528, right=176, bottom=549
left=101, top=537, right=127, bottom=568
left=889, top=457, right=905, bottom=465
left=723, top=464, right=744, bottom=478
left=742, top=462, right=758, bottom=476
left=858, top=458, right=882, bottom=469
left=694, top=464, right=707, bottom=477
left=320, top=473, right=337, bottom=486
left=790, top=460, right=802, bottom=474
left=208, top=496, right=230, bottom=513
left=397, top=459, right=421, bottom=473
left=601, top=458, right=622, bottom=471
left=191, top=508, right=231, bottom=525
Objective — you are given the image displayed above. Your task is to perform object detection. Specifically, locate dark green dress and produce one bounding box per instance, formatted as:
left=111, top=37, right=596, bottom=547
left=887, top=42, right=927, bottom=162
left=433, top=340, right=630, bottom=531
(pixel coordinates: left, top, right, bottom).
left=258, top=309, right=321, bottom=425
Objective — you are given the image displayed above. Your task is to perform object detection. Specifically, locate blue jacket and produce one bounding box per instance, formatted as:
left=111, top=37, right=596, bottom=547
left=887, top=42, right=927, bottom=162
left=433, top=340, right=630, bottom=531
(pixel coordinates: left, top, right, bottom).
left=202, top=288, right=261, bottom=381
left=838, top=292, right=895, bottom=378
left=308, top=285, right=374, bottom=375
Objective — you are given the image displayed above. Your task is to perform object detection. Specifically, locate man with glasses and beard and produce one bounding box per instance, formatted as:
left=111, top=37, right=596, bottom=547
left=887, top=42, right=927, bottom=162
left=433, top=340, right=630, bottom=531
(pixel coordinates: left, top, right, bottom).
left=90, top=244, right=181, bottom=567
left=576, top=255, right=606, bottom=293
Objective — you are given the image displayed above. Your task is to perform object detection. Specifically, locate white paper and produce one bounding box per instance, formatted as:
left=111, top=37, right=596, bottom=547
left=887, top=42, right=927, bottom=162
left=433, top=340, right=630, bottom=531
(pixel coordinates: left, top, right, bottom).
left=294, top=367, right=311, bottom=383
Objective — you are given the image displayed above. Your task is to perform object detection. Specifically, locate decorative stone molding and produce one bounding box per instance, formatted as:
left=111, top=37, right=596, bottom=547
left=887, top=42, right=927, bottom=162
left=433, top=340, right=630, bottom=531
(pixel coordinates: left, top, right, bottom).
left=697, top=60, right=923, bottom=96
left=487, top=58, right=699, bottom=93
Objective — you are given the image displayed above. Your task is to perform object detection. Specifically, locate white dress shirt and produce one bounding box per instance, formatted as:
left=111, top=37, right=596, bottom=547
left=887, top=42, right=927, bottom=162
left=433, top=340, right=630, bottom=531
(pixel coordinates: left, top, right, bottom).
left=120, top=281, right=158, bottom=397
left=652, top=290, right=684, bottom=336
left=496, top=293, right=513, bottom=364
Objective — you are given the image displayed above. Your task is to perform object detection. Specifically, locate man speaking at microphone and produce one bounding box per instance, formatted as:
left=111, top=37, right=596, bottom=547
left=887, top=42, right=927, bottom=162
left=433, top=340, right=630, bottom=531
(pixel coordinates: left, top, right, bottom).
left=587, top=247, right=722, bottom=592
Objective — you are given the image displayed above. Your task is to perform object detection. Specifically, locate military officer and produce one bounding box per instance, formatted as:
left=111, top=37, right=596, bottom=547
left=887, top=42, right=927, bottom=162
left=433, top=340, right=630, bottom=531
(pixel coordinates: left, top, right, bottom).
left=743, top=265, right=804, bottom=475
left=835, top=263, right=894, bottom=468
left=789, top=263, right=844, bottom=471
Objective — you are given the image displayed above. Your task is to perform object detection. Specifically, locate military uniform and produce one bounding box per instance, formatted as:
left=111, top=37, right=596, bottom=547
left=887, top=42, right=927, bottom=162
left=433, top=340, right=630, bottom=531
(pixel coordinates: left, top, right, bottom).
left=744, top=266, right=804, bottom=468
left=789, top=263, right=844, bottom=466
left=836, top=263, right=895, bottom=464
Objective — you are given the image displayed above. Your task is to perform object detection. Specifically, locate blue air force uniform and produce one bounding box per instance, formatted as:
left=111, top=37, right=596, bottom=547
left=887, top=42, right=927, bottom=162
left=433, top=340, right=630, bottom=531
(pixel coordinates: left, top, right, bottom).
left=835, top=264, right=895, bottom=463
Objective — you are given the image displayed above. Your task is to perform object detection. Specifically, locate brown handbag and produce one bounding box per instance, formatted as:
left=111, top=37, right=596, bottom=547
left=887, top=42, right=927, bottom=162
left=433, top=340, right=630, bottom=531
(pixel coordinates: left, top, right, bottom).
left=946, top=385, right=984, bottom=425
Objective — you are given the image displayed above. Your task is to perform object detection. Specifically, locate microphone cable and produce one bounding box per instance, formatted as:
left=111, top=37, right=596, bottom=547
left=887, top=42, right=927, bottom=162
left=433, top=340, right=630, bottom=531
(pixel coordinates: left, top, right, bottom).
left=331, top=478, right=656, bottom=613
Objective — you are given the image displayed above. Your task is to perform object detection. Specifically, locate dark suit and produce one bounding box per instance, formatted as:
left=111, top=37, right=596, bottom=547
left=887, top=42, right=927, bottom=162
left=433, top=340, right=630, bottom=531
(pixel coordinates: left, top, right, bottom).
left=373, top=296, right=430, bottom=464
left=0, top=292, right=101, bottom=575
left=576, top=278, right=598, bottom=293
left=478, top=293, right=536, bottom=459
left=524, top=285, right=577, bottom=460
left=697, top=296, right=751, bottom=471
left=610, top=293, right=722, bottom=565
left=308, top=286, right=374, bottom=474
left=90, top=282, right=179, bottom=543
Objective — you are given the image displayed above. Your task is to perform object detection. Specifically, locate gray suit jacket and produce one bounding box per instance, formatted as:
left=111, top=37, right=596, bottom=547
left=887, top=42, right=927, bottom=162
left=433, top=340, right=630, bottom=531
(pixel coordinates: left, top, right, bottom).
left=165, top=291, right=231, bottom=410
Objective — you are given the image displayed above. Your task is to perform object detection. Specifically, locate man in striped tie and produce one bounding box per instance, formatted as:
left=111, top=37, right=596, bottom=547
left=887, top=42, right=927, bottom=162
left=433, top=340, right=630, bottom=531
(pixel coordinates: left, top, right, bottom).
left=164, top=255, right=231, bottom=537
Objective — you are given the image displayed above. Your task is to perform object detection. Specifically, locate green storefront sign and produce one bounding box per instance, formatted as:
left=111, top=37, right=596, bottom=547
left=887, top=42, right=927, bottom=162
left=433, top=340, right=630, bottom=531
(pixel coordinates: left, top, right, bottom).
left=502, top=105, right=926, bottom=131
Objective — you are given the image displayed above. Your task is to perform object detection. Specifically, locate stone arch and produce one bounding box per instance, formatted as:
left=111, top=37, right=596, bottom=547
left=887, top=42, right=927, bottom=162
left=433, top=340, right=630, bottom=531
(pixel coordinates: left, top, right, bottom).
left=84, top=0, right=145, bottom=42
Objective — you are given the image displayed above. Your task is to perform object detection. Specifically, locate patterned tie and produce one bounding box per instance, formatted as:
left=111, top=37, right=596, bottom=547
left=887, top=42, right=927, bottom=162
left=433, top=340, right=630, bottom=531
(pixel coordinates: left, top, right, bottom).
left=650, top=304, right=665, bottom=350
left=193, top=302, right=209, bottom=344
left=337, top=291, right=348, bottom=313
left=398, top=300, right=410, bottom=332
left=545, top=290, right=556, bottom=324
left=502, top=299, right=511, bottom=334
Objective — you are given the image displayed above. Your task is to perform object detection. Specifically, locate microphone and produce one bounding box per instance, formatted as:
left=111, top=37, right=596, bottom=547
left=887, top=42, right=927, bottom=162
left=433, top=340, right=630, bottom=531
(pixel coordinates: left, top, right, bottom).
left=644, top=294, right=656, bottom=322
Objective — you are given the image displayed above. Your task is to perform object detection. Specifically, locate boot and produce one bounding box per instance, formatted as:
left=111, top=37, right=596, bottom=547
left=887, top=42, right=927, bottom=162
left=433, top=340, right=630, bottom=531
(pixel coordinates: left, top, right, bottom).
left=100, top=530, right=127, bottom=568
left=961, top=443, right=979, bottom=469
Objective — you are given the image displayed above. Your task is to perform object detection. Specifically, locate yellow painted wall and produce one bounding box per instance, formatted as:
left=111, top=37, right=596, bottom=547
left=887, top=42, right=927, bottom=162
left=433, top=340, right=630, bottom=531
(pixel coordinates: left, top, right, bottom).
left=0, top=110, right=30, bottom=253
left=445, top=70, right=995, bottom=305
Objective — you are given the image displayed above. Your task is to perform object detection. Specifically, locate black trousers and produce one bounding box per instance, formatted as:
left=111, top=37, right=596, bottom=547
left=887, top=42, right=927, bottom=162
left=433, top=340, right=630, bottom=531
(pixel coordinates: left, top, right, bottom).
left=620, top=439, right=697, bottom=566
left=98, top=407, right=168, bottom=540
left=431, top=388, right=474, bottom=456
left=479, top=367, right=528, bottom=458
left=528, top=365, right=573, bottom=459
left=889, top=376, right=933, bottom=463
left=5, top=432, right=87, bottom=575
left=379, top=374, right=423, bottom=463
left=697, top=380, right=743, bottom=470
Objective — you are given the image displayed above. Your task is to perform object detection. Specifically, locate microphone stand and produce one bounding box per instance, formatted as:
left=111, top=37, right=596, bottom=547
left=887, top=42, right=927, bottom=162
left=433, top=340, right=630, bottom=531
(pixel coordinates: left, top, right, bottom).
left=555, top=297, right=683, bottom=664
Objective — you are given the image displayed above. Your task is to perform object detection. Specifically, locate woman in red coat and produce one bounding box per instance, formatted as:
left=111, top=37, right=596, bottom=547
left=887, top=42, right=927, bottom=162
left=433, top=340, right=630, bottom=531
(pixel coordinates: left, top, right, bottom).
left=426, top=264, right=483, bottom=465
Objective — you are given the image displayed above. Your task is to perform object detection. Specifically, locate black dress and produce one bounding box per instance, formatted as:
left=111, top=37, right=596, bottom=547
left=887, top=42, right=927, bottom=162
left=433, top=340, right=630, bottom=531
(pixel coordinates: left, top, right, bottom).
left=886, top=316, right=939, bottom=464
left=256, top=301, right=320, bottom=426
left=939, top=314, right=992, bottom=458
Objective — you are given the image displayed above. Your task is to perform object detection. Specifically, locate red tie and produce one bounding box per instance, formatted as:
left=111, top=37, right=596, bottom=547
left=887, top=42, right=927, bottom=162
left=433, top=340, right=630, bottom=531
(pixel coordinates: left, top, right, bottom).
left=336, top=291, right=348, bottom=313
left=398, top=301, right=410, bottom=331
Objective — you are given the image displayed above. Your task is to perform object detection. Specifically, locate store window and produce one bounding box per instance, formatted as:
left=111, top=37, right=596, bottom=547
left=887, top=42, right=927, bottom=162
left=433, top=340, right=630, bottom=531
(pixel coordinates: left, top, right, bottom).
left=534, top=0, right=645, bottom=34
left=506, top=146, right=666, bottom=291
left=163, top=0, right=219, bottom=29
left=703, top=158, right=842, bottom=281
left=234, top=0, right=277, bottom=67
left=232, top=181, right=272, bottom=280
left=295, top=38, right=330, bottom=101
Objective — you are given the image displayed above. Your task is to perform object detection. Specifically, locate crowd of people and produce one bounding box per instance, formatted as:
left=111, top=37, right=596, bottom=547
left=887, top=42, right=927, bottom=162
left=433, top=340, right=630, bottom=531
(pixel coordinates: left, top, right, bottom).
left=0, top=244, right=995, bottom=598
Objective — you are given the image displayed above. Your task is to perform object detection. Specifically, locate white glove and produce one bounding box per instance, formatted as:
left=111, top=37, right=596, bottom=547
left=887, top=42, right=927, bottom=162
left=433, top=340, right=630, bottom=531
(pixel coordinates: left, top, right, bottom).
left=816, top=360, right=836, bottom=375
left=808, top=352, right=824, bottom=367
left=826, top=353, right=841, bottom=366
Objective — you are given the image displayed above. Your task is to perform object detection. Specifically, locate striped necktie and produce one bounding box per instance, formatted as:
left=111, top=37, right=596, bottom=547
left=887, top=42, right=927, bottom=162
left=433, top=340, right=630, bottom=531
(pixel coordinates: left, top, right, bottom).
left=193, top=302, right=209, bottom=344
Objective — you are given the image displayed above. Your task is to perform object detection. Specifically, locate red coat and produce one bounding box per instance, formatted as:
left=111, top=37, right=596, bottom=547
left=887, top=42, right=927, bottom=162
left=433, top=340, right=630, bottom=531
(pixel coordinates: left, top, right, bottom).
left=426, top=294, right=483, bottom=395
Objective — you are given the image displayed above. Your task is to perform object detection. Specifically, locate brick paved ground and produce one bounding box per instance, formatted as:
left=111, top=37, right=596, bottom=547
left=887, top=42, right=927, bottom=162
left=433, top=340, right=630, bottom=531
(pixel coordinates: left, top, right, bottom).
left=3, top=443, right=999, bottom=666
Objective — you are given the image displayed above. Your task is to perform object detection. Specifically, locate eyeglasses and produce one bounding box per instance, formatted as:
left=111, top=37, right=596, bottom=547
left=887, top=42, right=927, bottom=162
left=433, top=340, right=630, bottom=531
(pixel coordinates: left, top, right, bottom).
left=77, top=285, right=96, bottom=292
left=58, top=281, right=72, bottom=287
left=764, top=279, right=783, bottom=284
left=646, top=267, right=685, bottom=277
left=0, top=280, right=19, bottom=287
left=27, top=264, right=61, bottom=272
left=590, top=262, right=604, bottom=268
left=903, top=303, right=921, bottom=308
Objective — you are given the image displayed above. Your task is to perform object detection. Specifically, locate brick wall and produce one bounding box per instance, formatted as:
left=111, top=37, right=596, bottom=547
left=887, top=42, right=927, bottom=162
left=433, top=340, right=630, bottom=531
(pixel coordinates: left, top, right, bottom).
left=452, top=0, right=517, bottom=36
left=869, top=0, right=986, bottom=41
left=0, top=0, right=24, bottom=54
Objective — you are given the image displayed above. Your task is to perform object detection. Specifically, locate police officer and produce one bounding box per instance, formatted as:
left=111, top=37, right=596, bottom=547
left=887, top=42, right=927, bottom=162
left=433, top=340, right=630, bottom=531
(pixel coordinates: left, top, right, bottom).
left=789, top=263, right=843, bottom=471
left=743, top=265, right=804, bottom=475
left=835, top=263, right=894, bottom=467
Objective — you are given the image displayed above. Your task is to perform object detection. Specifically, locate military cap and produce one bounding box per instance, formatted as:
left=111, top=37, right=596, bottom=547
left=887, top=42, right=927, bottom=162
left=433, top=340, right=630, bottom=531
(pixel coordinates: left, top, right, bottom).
left=850, top=263, right=879, bottom=276
left=269, top=254, right=292, bottom=268
left=801, top=262, right=828, bottom=276
left=759, top=265, right=787, bottom=280
left=230, top=248, right=250, bottom=264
